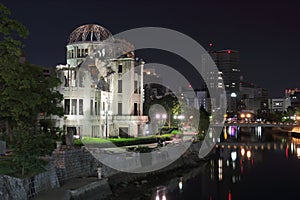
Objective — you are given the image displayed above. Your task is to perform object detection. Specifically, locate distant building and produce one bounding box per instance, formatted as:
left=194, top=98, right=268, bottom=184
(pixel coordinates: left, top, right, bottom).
left=268, top=98, right=290, bottom=112
left=285, top=88, right=300, bottom=108
left=143, top=68, right=166, bottom=103
left=55, top=24, right=148, bottom=138
left=195, top=90, right=209, bottom=110
left=239, top=82, right=268, bottom=114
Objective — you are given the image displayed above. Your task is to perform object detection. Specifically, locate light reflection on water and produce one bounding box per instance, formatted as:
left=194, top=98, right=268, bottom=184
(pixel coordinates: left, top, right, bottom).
left=150, top=129, right=300, bottom=200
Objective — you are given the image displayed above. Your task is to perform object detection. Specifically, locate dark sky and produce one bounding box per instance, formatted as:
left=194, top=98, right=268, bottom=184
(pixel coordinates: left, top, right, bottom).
left=2, top=0, right=300, bottom=97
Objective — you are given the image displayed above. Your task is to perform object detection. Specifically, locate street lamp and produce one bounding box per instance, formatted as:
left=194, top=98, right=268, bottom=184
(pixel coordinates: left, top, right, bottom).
left=103, top=110, right=112, bottom=139
left=105, top=110, right=108, bottom=139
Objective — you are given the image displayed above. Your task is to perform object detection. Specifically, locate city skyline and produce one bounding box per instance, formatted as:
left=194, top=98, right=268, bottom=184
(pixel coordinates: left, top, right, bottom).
left=2, top=0, right=300, bottom=97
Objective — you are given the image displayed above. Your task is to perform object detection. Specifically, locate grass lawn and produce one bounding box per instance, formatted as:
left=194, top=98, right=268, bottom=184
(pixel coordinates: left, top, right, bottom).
left=75, top=134, right=174, bottom=147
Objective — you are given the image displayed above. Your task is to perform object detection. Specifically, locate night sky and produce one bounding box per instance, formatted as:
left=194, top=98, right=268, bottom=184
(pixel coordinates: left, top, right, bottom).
left=2, top=0, right=300, bottom=97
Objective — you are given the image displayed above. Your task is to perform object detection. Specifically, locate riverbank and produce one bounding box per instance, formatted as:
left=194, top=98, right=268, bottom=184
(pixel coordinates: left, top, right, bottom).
left=103, top=150, right=208, bottom=200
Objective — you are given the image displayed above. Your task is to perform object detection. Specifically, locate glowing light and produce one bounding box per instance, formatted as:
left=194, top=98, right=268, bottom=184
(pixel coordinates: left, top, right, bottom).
left=257, top=126, right=262, bottom=137
left=232, top=176, right=236, bottom=183
left=241, top=148, right=245, bottom=156
left=162, top=195, right=166, bottom=200
left=224, top=132, right=227, bottom=140
left=246, top=150, right=251, bottom=159
left=162, top=114, right=167, bottom=119
left=240, top=113, right=245, bottom=118
left=228, top=191, right=232, bottom=200
left=179, top=181, right=183, bottom=190
left=155, top=114, right=161, bottom=119
left=230, top=92, right=237, bottom=97
left=231, top=151, right=237, bottom=161
left=156, top=194, right=160, bottom=200
left=232, top=161, right=236, bottom=170
left=297, top=147, right=300, bottom=158
left=246, top=113, right=251, bottom=118
left=219, top=173, right=223, bottom=181
left=227, top=50, right=231, bottom=54
left=218, top=159, right=223, bottom=167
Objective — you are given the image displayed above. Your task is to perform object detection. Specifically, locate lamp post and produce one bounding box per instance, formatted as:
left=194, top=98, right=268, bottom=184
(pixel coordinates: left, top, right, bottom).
left=105, top=110, right=108, bottom=139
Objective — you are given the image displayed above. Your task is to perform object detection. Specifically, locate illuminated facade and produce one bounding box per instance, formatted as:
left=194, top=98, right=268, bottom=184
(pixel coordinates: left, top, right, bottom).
left=55, top=24, right=148, bottom=138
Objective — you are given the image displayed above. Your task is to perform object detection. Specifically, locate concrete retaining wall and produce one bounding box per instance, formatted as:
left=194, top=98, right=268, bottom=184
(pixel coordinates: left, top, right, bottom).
left=65, top=178, right=112, bottom=200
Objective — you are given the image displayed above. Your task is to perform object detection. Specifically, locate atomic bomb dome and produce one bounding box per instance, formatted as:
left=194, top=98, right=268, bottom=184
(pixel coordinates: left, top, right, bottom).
left=55, top=23, right=148, bottom=139
left=68, top=24, right=113, bottom=44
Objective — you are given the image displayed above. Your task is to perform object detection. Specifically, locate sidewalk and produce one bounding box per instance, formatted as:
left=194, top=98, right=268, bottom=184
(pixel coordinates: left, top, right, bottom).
left=34, top=177, right=98, bottom=200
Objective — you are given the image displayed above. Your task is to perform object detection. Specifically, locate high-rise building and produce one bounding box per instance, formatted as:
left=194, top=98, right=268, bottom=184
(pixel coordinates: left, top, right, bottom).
left=202, top=45, right=241, bottom=112
left=209, top=49, right=240, bottom=94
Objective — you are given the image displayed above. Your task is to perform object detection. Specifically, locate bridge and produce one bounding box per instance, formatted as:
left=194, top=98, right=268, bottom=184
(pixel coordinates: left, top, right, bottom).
left=208, top=122, right=300, bottom=133
left=223, top=122, right=295, bottom=128
left=215, top=142, right=288, bottom=151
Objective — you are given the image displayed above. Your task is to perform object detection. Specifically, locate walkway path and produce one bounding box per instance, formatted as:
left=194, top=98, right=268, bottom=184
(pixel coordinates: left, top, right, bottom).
left=34, top=177, right=98, bottom=200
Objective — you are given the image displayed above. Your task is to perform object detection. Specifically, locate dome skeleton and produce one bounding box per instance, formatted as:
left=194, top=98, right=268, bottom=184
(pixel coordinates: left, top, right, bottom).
left=68, top=24, right=113, bottom=44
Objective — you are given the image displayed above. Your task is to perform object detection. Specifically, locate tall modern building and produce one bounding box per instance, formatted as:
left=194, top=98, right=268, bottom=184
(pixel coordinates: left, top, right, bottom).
left=55, top=24, right=148, bottom=138
left=202, top=44, right=241, bottom=112
left=201, top=45, right=241, bottom=112
left=209, top=49, right=241, bottom=94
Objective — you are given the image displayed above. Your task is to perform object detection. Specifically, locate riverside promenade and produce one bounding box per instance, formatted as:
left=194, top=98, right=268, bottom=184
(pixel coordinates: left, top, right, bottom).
left=34, top=177, right=98, bottom=200
left=34, top=131, right=198, bottom=200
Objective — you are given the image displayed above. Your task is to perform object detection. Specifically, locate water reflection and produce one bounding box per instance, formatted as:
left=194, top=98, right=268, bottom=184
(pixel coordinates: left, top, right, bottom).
left=155, top=186, right=167, bottom=200
left=150, top=129, right=300, bottom=199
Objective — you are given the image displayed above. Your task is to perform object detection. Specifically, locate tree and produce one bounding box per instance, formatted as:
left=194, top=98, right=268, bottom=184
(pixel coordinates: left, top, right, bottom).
left=198, top=105, right=210, bottom=134
left=0, top=3, right=63, bottom=139
left=0, top=3, right=29, bottom=139
left=0, top=3, right=63, bottom=176
left=144, top=94, right=181, bottom=128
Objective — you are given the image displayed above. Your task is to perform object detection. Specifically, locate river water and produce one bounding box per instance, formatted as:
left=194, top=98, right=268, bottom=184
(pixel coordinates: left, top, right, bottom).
left=149, top=128, right=300, bottom=200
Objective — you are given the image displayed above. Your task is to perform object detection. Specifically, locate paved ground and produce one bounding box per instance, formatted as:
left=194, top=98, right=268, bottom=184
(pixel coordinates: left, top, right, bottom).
left=34, top=177, right=98, bottom=200
left=34, top=131, right=197, bottom=199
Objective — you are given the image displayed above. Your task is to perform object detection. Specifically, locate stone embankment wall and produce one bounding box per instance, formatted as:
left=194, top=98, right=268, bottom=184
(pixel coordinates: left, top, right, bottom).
left=1, top=142, right=205, bottom=200
left=0, top=160, right=60, bottom=200
left=52, top=147, right=120, bottom=184
left=52, top=148, right=100, bottom=184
